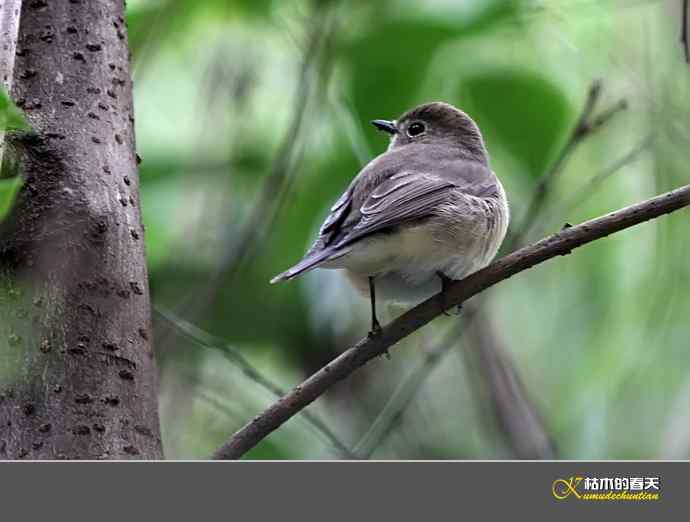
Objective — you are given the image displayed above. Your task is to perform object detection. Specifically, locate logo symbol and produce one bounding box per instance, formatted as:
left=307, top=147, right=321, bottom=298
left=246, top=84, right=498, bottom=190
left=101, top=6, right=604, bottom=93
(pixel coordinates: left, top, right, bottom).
left=552, top=476, right=583, bottom=500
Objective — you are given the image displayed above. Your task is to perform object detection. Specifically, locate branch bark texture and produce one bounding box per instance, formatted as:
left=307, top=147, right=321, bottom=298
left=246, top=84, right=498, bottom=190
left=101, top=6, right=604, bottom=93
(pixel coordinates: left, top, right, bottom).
left=213, top=184, right=690, bottom=459
left=0, top=1, right=162, bottom=459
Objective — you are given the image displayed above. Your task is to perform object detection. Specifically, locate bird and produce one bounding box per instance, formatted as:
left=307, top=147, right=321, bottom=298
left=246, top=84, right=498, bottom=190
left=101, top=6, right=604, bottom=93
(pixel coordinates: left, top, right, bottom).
left=271, top=102, right=509, bottom=336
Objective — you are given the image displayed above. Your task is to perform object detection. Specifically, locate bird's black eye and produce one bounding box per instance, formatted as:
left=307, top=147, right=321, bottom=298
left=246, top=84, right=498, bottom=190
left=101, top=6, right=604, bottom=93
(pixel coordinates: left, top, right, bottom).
left=407, top=122, right=426, bottom=137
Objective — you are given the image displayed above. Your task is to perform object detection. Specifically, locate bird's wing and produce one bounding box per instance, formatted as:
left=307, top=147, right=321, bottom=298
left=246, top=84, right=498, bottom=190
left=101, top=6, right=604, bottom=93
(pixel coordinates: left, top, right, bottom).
left=333, top=172, right=456, bottom=247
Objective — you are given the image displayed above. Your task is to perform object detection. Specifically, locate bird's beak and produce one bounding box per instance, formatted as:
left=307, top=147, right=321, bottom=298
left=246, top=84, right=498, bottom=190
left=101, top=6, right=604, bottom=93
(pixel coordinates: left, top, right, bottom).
left=371, top=119, right=398, bottom=135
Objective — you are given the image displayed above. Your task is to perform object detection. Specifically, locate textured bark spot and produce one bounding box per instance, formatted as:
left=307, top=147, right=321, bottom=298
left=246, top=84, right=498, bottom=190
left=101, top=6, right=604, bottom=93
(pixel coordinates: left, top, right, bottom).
left=68, top=343, right=87, bottom=356
left=75, top=393, right=93, bottom=404
left=73, top=425, right=91, bottom=435
left=103, top=395, right=120, bottom=406
left=39, top=27, right=55, bottom=43
left=118, top=369, right=134, bottom=381
left=134, top=425, right=153, bottom=437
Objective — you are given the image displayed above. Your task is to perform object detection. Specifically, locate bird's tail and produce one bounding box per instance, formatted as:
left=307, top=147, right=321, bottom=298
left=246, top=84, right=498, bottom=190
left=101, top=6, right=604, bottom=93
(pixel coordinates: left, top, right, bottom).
left=270, top=247, right=345, bottom=284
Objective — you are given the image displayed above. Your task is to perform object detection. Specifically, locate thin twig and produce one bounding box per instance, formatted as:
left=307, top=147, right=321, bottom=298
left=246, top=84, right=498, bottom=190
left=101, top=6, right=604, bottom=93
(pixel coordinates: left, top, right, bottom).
left=212, top=183, right=690, bottom=459
left=509, top=81, right=627, bottom=249
left=155, top=306, right=356, bottom=458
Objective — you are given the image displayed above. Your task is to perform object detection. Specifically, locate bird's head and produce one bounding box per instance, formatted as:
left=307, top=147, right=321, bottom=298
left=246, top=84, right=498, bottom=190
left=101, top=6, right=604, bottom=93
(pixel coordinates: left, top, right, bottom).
left=371, top=102, right=489, bottom=165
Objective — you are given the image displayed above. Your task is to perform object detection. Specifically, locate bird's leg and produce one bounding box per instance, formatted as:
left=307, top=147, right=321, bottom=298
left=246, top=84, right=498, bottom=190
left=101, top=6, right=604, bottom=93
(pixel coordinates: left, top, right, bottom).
left=368, top=276, right=382, bottom=336
left=437, top=271, right=462, bottom=316
left=368, top=276, right=388, bottom=355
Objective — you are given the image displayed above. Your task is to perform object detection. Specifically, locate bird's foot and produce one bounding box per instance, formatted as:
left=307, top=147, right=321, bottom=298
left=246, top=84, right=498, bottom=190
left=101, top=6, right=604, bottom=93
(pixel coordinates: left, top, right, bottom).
left=368, top=318, right=382, bottom=338
left=368, top=319, right=390, bottom=359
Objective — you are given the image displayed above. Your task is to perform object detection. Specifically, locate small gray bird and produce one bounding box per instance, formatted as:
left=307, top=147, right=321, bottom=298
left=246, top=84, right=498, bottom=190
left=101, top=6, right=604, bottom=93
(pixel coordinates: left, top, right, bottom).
left=271, top=102, right=509, bottom=335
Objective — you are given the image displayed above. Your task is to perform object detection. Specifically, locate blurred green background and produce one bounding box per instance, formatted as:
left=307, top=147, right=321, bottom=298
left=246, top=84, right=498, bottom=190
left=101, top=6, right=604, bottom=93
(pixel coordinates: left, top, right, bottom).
left=125, top=0, right=689, bottom=459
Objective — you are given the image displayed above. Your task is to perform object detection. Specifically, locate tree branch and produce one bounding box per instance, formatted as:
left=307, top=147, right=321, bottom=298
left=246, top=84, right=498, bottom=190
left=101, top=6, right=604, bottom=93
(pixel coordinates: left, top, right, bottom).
left=212, top=183, right=690, bottom=459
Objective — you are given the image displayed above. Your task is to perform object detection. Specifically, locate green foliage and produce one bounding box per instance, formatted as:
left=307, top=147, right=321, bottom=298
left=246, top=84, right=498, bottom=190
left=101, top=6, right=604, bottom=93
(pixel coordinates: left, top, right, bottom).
left=344, top=1, right=520, bottom=149
left=0, top=87, right=29, bottom=131
left=0, top=176, right=22, bottom=222
left=459, top=70, right=573, bottom=179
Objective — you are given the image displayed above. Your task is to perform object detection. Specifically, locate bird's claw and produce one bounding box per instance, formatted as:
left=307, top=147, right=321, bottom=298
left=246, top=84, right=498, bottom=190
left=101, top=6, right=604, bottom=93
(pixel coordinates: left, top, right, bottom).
left=368, top=320, right=382, bottom=338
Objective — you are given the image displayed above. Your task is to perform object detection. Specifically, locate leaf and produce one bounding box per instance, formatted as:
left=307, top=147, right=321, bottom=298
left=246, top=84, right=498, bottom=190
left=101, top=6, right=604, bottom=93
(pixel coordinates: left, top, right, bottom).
left=459, top=69, right=573, bottom=179
left=0, top=87, right=30, bottom=131
left=0, top=176, right=23, bottom=222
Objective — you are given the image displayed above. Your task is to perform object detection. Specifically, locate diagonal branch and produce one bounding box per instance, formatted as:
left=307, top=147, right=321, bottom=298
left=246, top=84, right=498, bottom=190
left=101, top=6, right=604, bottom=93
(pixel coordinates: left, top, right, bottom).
left=212, top=183, right=690, bottom=459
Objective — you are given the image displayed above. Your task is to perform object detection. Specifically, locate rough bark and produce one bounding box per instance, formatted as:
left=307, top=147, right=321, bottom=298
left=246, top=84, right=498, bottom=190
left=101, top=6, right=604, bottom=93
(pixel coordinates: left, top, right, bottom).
left=0, top=1, right=163, bottom=459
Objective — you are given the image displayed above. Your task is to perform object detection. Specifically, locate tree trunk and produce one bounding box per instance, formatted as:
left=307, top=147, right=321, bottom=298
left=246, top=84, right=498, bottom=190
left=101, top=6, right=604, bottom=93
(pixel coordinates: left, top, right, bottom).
left=0, top=0, right=163, bottom=459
